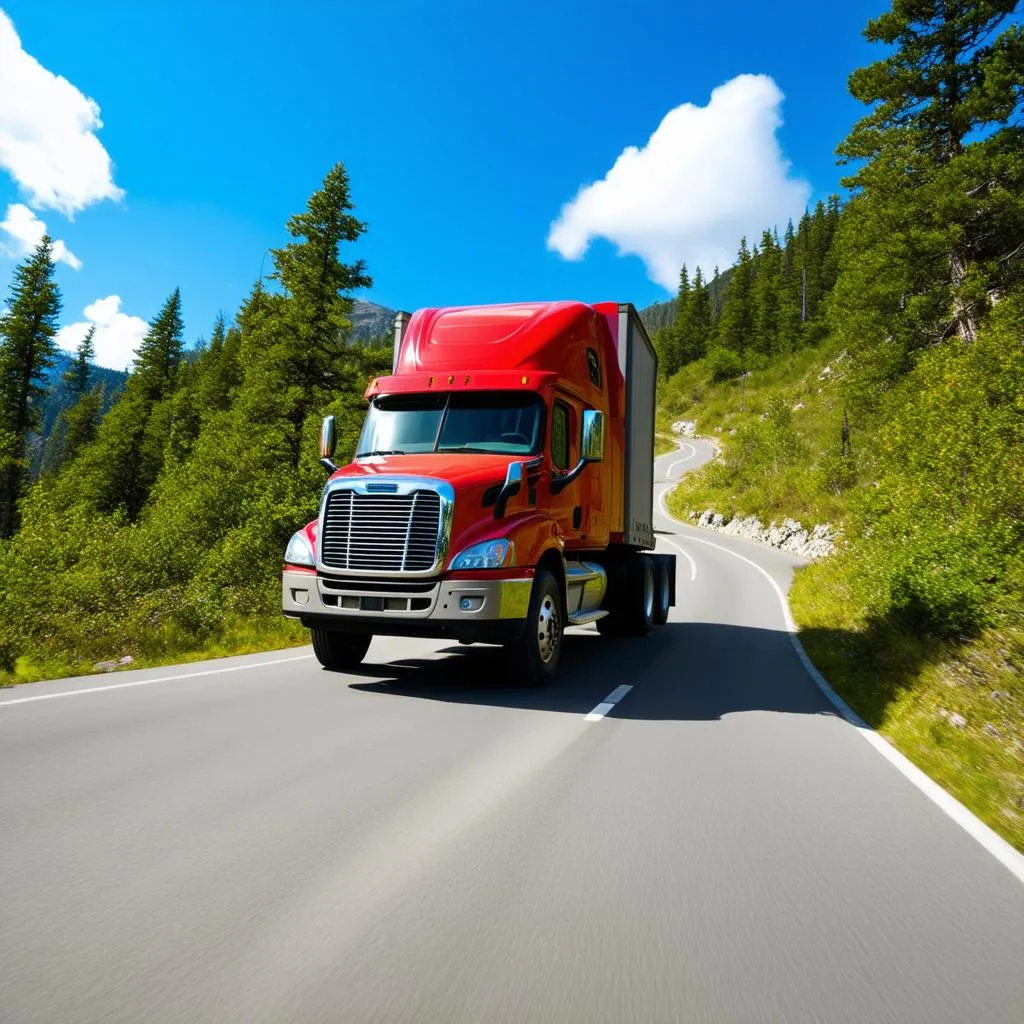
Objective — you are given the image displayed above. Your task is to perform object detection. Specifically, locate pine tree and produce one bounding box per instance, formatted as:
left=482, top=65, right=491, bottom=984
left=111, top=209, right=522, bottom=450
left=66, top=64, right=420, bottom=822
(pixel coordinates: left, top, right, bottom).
left=715, top=238, right=755, bottom=353
left=664, top=264, right=690, bottom=377
left=752, top=229, right=784, bottom=355
left=63, top=384, right=105, bottom=464
left=194, top=314, right=241, bottom=417
left=0, top=237, right=61, bottom=536
left=70, top=289, right=187, bottom=519
left=835, top=0, right=1024, bottom=356
left=686, top=267, right=713, bottom=363
left=242, top=162, right=373, bottom=466
left=63, top=325, right=95, bottom=397
left=133, top=288, right=184, bottom=401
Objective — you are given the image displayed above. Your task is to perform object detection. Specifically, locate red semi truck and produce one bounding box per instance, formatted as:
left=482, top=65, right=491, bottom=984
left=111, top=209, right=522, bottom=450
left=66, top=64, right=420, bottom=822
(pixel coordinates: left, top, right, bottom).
left=281, top=300, right=676, bottom=684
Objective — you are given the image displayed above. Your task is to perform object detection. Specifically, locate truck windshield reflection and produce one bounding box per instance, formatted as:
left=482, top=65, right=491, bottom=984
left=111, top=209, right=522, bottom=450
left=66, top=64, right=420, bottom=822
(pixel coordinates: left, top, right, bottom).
left=356, top=392, right=543, bottom=457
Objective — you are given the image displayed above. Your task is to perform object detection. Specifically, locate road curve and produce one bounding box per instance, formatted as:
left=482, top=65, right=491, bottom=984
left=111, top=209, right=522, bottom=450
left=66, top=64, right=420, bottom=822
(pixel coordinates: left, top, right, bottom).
left=1, top=442, right=1023, bottom=1024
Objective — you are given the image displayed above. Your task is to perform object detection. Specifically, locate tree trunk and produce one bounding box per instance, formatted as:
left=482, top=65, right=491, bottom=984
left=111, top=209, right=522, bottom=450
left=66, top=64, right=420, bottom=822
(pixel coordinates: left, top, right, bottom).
left=949, top=247, right=977, bottom=344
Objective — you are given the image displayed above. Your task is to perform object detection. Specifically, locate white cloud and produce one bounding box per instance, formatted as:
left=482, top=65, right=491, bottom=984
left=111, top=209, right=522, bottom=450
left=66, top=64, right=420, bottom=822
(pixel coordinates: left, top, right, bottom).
left=0, top=202, right=81, bottom=269
left=547, top=74, right=812, bottom=291
left=56, top=295, right=148, bottom=371
left=0, top=9, right=124, bottom=216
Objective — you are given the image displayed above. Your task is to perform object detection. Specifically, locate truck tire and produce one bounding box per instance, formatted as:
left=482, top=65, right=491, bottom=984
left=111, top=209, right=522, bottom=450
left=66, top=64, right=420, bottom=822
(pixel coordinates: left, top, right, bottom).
left=507, top=567, right=563, bottom=685
left=596, top=554, right=656, bottom=637
left=628, top=555, right=656, bottom=635
left=311, top=628, right=372, bottom=671
left=652, top=559, right=671, bottom=626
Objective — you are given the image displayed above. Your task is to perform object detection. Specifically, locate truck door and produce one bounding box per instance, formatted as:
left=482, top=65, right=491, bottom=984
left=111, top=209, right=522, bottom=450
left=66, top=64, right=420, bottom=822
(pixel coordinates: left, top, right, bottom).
left=548, top=393, right=581, bottom=544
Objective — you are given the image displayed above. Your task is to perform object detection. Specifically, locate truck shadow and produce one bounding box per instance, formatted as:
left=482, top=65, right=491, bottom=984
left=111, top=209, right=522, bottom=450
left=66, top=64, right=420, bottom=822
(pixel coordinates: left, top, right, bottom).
left=346, top=622, right=842, bottom=722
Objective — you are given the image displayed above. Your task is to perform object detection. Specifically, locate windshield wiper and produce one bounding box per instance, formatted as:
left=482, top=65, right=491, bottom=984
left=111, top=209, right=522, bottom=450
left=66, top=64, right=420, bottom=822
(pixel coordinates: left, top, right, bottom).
left=358, top=449, right=407, bottom=456
left=437, top=445, right=501, bottom=453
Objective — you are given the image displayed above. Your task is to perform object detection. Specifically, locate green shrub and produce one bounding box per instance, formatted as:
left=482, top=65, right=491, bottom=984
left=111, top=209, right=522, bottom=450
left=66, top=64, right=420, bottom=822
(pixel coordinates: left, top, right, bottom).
left=706, top=347, right=744, bottom=383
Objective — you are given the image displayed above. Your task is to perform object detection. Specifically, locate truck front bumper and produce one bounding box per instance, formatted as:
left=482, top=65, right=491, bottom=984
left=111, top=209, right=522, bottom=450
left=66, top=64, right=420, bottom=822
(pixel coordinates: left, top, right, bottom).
left=282, top=570, right=534, bottom=643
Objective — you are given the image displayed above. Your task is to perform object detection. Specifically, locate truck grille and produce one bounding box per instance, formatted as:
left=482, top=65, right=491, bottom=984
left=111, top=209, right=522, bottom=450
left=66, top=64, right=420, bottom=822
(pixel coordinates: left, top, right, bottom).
left=320, top=489, right=442, bottom=573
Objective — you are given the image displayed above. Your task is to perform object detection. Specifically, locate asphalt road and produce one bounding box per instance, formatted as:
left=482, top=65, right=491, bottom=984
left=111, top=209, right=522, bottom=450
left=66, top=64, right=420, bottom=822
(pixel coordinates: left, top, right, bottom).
left=2, top=440, right=1023, bottom=1024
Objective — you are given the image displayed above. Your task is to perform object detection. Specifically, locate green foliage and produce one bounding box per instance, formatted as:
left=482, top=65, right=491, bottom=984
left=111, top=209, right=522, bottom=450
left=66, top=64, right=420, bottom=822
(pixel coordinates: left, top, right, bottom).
left=834, top=0, right=1024, bottom=407
left=0, top=161, right=391, bottom=681
left=847, top=294, right=1024, bottom=638
left=133, top=287, right=184, bottom=402
left=652, top=200, right=841, bottom=378
left=0, top=237, right=61, bottom=537
left=63, top=325, right=95, bottom=396
left=67, top=289, right=186, bottom=519
left=705, top=346, right=744, bottom=383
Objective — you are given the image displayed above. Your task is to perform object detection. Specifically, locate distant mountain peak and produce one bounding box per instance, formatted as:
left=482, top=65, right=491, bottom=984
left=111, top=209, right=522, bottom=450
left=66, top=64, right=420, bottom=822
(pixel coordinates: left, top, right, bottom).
left=350, top=299, right=395, bottom=341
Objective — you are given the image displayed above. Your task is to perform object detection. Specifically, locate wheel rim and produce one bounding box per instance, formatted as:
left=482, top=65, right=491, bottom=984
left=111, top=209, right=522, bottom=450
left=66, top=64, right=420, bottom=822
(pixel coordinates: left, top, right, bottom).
left=643, top=562, right=655, bottom=620
left=537, top=593, right=561, bottom=663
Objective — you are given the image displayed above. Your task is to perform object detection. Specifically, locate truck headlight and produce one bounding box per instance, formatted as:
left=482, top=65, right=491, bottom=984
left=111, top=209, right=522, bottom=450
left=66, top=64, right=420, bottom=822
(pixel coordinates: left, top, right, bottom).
left=284, top=531, right=315, bottom=567
left=450, top=539, right=515, bottom=570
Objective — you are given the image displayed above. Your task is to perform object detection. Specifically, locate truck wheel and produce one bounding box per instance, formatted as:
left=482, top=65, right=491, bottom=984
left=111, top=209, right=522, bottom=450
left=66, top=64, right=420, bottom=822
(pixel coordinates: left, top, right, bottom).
left=628, top=555, right=656, bottom=635
left=311, top=628, right=372, bottom=671
left=652, top=559, right=671, bottom=626
left=596, top=555, right=655, bottom=637
left=507, top=567, right=563, bottom=685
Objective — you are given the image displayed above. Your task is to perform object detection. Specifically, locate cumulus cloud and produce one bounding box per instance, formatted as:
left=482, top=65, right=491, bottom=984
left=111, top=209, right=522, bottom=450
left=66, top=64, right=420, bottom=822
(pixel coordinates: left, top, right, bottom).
left=56, top=295, right=148, bottom=371
left=0, top=9, right=124, bottom=216
left=0, top=202, right=81, bottom=269
left=547, top=74, right=812, bottom=291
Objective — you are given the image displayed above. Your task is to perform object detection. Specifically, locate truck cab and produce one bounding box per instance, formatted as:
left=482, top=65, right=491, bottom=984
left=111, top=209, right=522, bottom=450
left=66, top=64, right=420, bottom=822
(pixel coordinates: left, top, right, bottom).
left=282, top=300, right=676, bottom=684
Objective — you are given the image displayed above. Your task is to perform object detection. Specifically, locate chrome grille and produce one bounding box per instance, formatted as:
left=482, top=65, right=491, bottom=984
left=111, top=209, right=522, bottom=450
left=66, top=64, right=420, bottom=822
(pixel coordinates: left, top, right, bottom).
left=320, top=489, right=442, bottom=573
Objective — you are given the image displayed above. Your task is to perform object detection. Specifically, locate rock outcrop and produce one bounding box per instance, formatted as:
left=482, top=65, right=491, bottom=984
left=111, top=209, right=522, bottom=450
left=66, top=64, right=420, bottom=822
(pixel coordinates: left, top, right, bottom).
left=687, top=509, right=838, bottom=559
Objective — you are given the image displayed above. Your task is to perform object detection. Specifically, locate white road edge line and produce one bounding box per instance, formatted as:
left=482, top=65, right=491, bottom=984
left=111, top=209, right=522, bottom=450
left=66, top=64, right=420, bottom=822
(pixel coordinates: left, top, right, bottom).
left=0, top=654, right=316, bottom=708
left=666, top=443, right=697, bottom=475
left=585, top=684, right=633, bottom=721
left=656, top=486, right=698, bottom=581
left=658, top=473, right=1024, bottom=887
left=659, top=535, right=697, bottom=582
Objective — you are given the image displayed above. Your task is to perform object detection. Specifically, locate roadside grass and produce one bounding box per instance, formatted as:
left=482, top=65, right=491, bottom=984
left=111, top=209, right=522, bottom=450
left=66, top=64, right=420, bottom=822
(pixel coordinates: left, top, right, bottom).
left=661, top=337, right=864, bottom=528
left=0, top=615, right=310, bottom=688
left=659, top=337, right=1024, bottom=854
left=654, top=409, right=679, bottom=457
left=791, top=556, right=1024, bottom=852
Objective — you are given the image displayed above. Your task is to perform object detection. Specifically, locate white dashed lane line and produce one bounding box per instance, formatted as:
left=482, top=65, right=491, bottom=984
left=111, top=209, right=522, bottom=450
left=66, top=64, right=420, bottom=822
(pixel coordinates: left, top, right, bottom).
left=584, top=684, right=634, bottom=722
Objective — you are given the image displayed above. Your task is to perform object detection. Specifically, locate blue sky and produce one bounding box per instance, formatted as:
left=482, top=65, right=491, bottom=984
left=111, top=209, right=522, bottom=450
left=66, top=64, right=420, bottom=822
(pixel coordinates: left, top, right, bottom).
left=0, top=0, right=884, bottom=368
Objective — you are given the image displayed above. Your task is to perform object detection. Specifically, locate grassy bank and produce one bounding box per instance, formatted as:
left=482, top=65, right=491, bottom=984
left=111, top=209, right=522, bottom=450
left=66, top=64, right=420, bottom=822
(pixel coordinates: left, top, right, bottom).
left=0, top=614, right=310, bottom=687
left=662, top=335, right=857, bottom=528
left=791, top=557, right=1024, bottom=851
left=659, top=324, right=1024, bottom=853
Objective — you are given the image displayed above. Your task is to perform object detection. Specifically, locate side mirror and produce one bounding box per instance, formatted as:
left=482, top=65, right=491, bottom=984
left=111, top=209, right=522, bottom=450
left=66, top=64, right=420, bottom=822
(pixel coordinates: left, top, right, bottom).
left=550, top=409, right=605, bottom=494
left=581, top=409, right=605, bottom=462
left=494, top=461, right=523, bottom=519
left=320, top=415, right=337, bottom=473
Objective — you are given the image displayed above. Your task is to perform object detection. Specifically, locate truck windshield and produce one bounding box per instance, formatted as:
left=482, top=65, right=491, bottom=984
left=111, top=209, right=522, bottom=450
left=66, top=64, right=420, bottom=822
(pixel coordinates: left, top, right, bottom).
left=357, top=392, right=544, bottom=456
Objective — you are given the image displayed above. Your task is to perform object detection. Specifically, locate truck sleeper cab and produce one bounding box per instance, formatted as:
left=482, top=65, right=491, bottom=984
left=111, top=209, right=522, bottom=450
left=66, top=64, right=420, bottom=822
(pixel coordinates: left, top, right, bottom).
left=282, top=300, right=676, bottom=685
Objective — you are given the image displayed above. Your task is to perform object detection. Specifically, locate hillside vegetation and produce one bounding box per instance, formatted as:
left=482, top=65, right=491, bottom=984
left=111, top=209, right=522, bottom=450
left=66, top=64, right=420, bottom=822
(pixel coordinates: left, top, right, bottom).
left=658, top=0, right=1024, bottom=851
left=0, top=164, right=391, bottom=682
